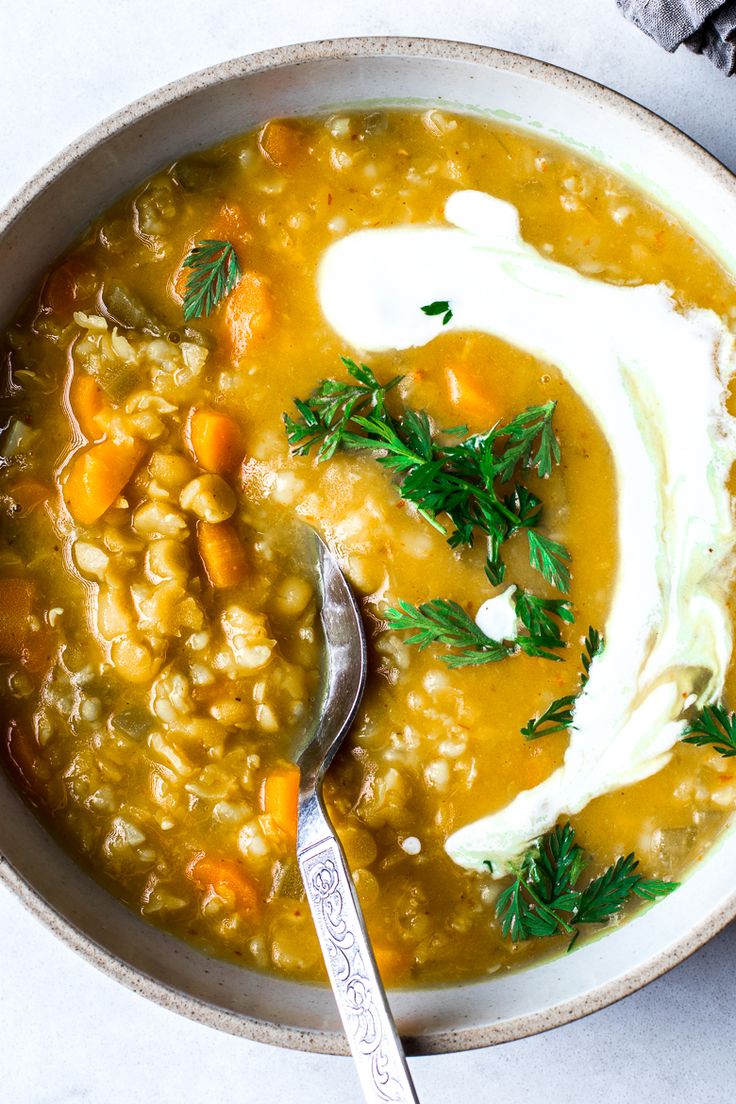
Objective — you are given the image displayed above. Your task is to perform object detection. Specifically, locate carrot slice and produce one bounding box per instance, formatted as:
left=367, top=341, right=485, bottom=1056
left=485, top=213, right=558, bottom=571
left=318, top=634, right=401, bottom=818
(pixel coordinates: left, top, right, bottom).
left=223, top=272, right=272, bottom=358
left=0, top=578, right=34, bottom=659
left=446, top=363, right=503, bottom=428
left=7, top=481, right=49, bottom=516
left=187, top=855, right=261, bottom=915
left=373, top=943, right=409, bottom=982
left=172, top=204, right=251, bottom=305
left=64, top=438, right=146, bottom=526
left=197, top=520, right=247, bottom=589
left=262, top=765, right=300, bottom=840
left=187, top=408, right=244, bottom=474
left=258, top=120, right=304, bottom=168
left=69, top=373, right=112, bottom=440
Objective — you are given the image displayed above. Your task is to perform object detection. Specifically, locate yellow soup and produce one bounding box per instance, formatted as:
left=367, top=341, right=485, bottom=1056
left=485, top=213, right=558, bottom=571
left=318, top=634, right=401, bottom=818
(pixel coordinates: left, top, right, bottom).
left=1, top=109, right=735, bottom=986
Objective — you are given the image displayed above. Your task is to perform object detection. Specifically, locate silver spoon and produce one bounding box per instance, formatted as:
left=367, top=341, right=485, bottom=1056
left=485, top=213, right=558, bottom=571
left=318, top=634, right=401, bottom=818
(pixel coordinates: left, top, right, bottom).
left=296, top=530, right=420, bottom=1104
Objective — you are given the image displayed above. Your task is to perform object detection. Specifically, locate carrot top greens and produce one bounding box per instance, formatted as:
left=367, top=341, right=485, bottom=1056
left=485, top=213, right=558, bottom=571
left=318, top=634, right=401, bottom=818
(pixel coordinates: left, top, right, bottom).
left=493, top=822, right=678, bottom=949
left=182, top=239, right=241, bottom=320
left=284, top=357, right=570, bottom=593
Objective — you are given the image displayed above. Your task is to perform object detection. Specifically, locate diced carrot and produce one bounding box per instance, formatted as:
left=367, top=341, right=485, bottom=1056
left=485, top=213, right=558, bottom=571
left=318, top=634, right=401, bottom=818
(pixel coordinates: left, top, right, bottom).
left=258, top=120, right=304, bottom=168
left=446, top=363, right=503, bottom=428
left=197, top=520, right=247, bottom=588
left=7, top=480, right=49, bottom=516
left=172, top=204, right=251, bottom=305
left=261, top=765, right=300, bottom=840
left=0, top=578, right=34, bottom=658
left=69, top=373, right=112, bottom=440
left=214, top=202, right=249, bottom=244
left=186, top=855, right=261, bottom=915
left=64, top=437, right=146, bottom=526
left=187, top=408, right=244, bottom=475
left=223, top=272, right=272, bottom=358
left=373, top=943, right=408, bottom=982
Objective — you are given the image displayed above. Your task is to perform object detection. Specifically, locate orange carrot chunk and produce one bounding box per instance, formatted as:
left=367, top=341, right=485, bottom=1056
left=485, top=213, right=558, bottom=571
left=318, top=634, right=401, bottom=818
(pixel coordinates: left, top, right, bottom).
left=188, top=408, right=244, bottom=475
left=186, top=855, right=261, bottom=915
left=0, top=578, right=34, bottom=659
left=262, top=765, right=300, bottom=840
left=223, top=271, right=272, bottom=358
left=197, top=520, right=247, bottom=588
left=446, top=363, right=503, bottom=428
left=64, top=438, right=146, bottom=526
left=69, top=373, right=112, bottom=440
left=258, top=120, right=304, bottom=168
left=373, top=943, right=409, bottom=982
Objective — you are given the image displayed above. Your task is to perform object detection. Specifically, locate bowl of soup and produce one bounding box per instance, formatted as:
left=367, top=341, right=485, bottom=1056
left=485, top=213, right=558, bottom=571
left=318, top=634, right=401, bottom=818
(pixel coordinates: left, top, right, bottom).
left=1, top=37, right=736, bottom=1054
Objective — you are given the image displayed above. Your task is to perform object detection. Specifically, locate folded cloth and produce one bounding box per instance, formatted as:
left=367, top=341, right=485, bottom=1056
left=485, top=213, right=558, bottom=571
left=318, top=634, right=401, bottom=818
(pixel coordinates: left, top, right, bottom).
left=617, top=0, right=736, bottom=74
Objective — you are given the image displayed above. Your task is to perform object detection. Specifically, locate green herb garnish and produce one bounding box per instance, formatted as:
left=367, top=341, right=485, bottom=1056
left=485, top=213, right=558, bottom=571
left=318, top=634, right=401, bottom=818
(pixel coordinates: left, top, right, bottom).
left=495, top=822, right=678, bottom=948
left=682, top=704, right=736, bottom=758
left=580, top=626, right=602, bottom=687
left=284, top=359, right=570, bottom=592
left=521, top=694, right=578, bottom=739
left=284, top=357, right=401, bottom=460
left=527, top=530, right=571, bottom=594
left=182, top=239, right=242, bottom=320
left=522, top=626, right=604, bottom=739
left=384, top=590, right=571, bottom=668
left=421, top=299, right=453, bottom=325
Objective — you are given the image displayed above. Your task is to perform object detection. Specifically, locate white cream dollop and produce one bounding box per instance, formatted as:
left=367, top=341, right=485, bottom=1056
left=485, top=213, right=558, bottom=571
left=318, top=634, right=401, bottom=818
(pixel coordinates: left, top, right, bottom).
left=475, top=586, right=519, bottom=642
left=318, top=190, right=736, bottom=873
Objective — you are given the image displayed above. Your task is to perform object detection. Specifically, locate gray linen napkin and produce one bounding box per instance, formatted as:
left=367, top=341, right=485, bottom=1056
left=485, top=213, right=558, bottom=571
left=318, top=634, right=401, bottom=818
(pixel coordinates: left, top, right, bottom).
left=617, top=0, right=736, bottom=74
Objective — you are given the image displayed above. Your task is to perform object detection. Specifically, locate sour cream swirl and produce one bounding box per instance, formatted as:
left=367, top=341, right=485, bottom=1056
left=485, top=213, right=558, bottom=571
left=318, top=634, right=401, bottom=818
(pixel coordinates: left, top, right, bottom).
left=318, top=190, right=736, bottom=873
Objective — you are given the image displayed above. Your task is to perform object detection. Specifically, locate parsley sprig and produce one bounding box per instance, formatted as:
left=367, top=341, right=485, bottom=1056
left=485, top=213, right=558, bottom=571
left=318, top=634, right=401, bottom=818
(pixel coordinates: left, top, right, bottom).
left=421, top=299, right=453, bottom=325
left=494, top=822, right=678, bottom=949
left=284, top=359, right=571, bottom=592
left=284, top=357, right=402, bottom=461
left=522, top=626, right=604, bottom=739
left=682, top=704, right=736, bottom=758
left=182, top=239, right=242, bottom=320
left=384, top=591, right=572, bottom=668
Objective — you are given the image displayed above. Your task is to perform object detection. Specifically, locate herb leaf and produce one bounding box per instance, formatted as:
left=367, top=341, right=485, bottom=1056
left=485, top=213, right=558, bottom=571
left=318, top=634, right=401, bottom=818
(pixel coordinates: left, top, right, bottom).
left=574, top=854, right=678, bottom=925
left=514, top=592, right=573, bottom=647
left=581, top=625, right=603, bottom=686
left=285, top=359, right=571, bottom=592
left=182, top=239, right=242, bottom=320
left=521, top=694, right=577, bottom=739
left=493, top=402, right=560, bottom=482
left=384, top=599, right=513, bottom=667
left=284, top=357, right=401, bottom=461
left=522, top=626, right=604, bottom=739
left=682, top=704, right=736, bottom=758
left=421, top=299, right=453, bottom=325
left=493, top=822, right=678, bottom=949
left=527, top=529, right=572, bottom=594
left=384, top=589, right=570, bottom=669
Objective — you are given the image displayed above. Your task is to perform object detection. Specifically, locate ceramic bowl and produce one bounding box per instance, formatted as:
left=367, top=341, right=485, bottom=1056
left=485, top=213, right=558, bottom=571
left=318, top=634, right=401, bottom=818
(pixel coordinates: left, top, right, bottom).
left=2, top=37, right=735, bottom=1055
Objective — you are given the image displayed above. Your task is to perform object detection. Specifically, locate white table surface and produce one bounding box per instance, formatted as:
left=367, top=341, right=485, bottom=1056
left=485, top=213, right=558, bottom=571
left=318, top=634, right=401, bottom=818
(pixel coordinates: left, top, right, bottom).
left=1, top=2, right=735, bottom=1101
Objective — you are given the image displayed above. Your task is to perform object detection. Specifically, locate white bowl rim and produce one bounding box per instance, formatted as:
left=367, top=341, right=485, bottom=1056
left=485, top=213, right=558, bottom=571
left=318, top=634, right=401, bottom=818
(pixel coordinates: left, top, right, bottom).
left=1, top=34, right=736, bottom=1056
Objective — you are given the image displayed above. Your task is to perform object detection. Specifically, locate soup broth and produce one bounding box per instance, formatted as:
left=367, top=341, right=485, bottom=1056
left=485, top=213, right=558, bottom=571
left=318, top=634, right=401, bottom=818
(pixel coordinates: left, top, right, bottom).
left=1, top=109, right=735, bottom=985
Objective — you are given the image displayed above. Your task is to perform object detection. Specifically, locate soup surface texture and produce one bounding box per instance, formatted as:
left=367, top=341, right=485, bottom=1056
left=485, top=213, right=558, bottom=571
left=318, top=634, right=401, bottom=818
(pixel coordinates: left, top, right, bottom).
left=2, top=109, right=736, bottom=986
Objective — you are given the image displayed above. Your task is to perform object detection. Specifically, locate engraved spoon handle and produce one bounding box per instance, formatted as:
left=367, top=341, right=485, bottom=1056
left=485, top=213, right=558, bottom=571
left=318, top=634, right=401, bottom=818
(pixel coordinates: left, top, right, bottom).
left=298, top=793, right=420, bottom=1104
